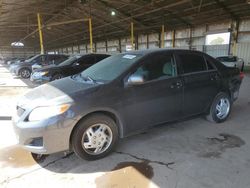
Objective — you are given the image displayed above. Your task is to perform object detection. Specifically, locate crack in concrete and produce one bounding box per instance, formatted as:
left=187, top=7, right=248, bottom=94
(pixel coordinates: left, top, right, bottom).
left=0, top=152, right=74, bottom=185
left=1, top=150, right=175, bottom=185
left=115, top=151, right=175, bottom=169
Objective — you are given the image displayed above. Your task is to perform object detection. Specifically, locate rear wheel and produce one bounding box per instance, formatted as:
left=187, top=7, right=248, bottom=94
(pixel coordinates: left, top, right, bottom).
left=71, top=114, right=118, bottom=160
left=206, top=92, right=231, bottom=123
left=19, top=68, right=31, bottom=79
left=31, top=153, right=48, bottom=163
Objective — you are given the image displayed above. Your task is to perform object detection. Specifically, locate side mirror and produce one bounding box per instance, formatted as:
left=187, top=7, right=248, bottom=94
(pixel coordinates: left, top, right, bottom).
left=127, top=74, right=144, bottom=85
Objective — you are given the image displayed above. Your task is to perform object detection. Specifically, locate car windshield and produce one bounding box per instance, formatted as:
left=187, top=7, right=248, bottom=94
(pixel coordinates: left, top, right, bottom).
left=78, top=53, right=142, bottom=82
left=59, top=55, right=82, bottom=66
left=25, top=55, right=40, bottom=63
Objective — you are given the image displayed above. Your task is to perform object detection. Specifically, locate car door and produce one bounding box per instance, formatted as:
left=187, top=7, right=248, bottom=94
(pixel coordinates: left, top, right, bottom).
left=175, top=51, right=220, bottom=117
left=120, top=51, right=183, bottom=133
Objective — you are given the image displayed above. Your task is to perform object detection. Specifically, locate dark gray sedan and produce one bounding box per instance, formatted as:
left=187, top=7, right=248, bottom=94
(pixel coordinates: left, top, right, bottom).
left=12, top=49, right=242, bottom=160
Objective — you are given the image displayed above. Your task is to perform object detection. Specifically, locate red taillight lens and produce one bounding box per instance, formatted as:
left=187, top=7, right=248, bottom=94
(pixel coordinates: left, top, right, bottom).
left=240, top=72, right=244, bottom=80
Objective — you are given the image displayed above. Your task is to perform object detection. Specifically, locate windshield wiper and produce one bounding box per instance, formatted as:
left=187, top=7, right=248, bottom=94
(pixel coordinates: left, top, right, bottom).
left=79, top=74, right=97, bottom=83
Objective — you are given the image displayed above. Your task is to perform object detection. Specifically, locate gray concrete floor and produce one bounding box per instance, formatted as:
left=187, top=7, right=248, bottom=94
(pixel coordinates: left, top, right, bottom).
left=0, top=63, right=250, bottom=188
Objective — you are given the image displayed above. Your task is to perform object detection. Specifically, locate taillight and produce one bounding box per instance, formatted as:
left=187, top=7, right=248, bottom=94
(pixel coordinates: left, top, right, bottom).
left=240, top=72, right=244, bottom=80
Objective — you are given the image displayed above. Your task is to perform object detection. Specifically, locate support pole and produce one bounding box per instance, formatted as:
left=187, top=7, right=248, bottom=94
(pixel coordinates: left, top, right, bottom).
left=105, top=39, right=108, bottom=52
left=88, top=18, right=93, bottom=53
left=232, top=20, right=239, bottom=56
left=135, top=34, right=138, bottom=50
left=189, top=27, right=192, bottom=50
left=172, top=30, right=175, bottom=48
left=161, top=25, right=165, bottom=48
left=37, top=13, right=44, bottom=54
left=131, top=22, right=134, bottom=50
left=118, top=38, right=122, bottom=52
left=146, top=34, right=149, bottom=49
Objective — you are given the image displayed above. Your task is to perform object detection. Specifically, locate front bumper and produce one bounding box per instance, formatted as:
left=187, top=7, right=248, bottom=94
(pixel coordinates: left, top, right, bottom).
left=12, top=109, right=77, bottom=154
left=30, top=73, right=51, bottom=84
left=9, top=66, right=19, bottom=76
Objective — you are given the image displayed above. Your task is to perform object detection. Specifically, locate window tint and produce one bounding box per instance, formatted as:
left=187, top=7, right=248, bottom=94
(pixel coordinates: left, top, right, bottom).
left=40, top=55, right=46, bottom=62
left=54, top=56, right=68, bottom=65
left=35, top=55, right=46, bottom=65
left=133, top=53, right=175, bottom=82
left=79, top=56, right=95, bottom=65
left=95, top=55, right=109, bottom=62
left=205, top=57, right=216, bottom=70
left=178, top=53, right=206, bottom=73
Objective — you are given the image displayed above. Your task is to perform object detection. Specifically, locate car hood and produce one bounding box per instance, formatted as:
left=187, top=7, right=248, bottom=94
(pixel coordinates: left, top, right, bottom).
left=17, top=77, right=101, bottom=109
left=11, top=62, right=24, bottom=66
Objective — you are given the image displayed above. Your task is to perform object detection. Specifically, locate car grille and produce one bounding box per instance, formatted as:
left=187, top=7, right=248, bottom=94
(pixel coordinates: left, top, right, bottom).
left=17, top=106, right=25, bottom=117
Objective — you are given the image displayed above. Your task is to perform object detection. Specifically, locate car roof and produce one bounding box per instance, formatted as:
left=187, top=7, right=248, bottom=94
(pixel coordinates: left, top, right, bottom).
left=121, top=49, right=204, bottom=56
left=68, top=53, right=110, bottom=57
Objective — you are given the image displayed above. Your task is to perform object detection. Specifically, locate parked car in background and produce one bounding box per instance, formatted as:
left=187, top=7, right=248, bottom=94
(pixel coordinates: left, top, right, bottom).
left=10, top=54, right=68, bottom=78
left=30, top=53, right=110, bottom=83
left=13, top=49, right=243, bottom=161
left=32, top=54, right=68, bottom=71
left=7, top=58, right=26, bottom=65
left=9, top=56, right=36, bottom=74
left=5, top=57, right=18, bottom=65
left=216, top=56, right=244, bottom=72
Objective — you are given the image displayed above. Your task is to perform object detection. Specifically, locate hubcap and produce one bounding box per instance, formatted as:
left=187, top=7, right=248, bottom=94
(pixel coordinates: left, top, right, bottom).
left=81, top=123, right=113, bottom=155
left=54, top=75, right=62, bottom=80
left=21, top=70, right=30, bottom=78
left=215, top=98, right=230, bottom=119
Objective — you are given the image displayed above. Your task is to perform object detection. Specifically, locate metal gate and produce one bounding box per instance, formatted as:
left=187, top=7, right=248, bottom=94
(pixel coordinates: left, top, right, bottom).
left=204, top=44, right=229, bottom=57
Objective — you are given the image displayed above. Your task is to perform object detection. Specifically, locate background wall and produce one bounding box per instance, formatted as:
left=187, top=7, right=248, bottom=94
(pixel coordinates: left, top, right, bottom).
left=1, top=19, right=250, bottom=67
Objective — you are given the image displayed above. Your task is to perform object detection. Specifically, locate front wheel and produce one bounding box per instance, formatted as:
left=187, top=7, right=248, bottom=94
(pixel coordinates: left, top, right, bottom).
left=71, top=114, right=118, bottom=160
left=206, top=92, right=231, bottom=123
left=52, top=74, right=63, bottom=81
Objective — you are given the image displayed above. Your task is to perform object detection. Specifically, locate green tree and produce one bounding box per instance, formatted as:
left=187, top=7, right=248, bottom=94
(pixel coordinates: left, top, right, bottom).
left=209, top=37, right=225, bottom=45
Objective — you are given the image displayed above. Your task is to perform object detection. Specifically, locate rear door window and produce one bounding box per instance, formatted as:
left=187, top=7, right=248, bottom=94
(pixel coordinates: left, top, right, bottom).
left=178, top=53, right=207, bottom=74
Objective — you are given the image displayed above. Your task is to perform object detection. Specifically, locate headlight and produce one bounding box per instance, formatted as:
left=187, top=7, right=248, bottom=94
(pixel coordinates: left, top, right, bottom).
left=40, top=71, right=48, bottom=76
left=28, top=104, right=71, bottom=121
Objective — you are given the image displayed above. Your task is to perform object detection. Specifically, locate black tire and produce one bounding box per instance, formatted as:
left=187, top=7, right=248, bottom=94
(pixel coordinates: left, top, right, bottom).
left=52, top=74, right=63, bottom=81
left=206, top=92, right=231, bottom=123
left=31, top=153, right=48, bottom=163
left=71, top=114, right=118, bottom=160
left=19, top=68, right=31, bottom=79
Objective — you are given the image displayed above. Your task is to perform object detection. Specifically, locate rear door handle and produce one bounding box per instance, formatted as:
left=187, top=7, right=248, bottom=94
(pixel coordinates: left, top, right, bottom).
left=210, top=74, right=219, bottom=81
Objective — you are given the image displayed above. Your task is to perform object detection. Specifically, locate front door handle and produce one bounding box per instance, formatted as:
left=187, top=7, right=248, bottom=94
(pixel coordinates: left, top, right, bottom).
left=170, top=81, right=182, bottom=89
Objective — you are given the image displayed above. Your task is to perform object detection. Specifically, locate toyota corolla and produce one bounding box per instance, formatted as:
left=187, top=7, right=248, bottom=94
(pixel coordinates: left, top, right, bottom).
left=12, top=49, right=243, bottom=160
